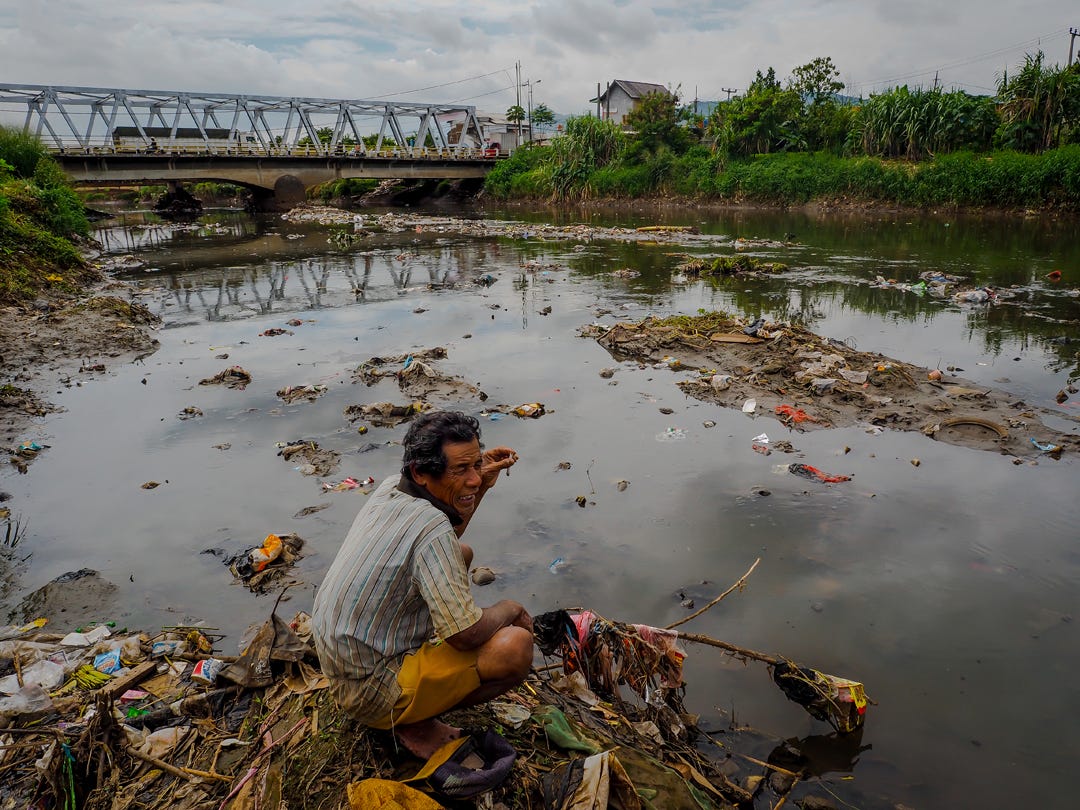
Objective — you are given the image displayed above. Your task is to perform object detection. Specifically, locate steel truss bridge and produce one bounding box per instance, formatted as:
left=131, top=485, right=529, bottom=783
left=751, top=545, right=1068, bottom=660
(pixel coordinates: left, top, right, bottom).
left=0, top=84, right=494, bottom=207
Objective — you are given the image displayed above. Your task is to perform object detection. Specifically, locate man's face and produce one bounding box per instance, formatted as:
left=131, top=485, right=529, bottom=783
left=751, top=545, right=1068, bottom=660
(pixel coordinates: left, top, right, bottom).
left=412, top=439, right=483, bottom=517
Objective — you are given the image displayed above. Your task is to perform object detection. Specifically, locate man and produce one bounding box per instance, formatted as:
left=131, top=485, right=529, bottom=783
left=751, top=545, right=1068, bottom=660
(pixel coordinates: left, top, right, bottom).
left=313, top=411, right=533, bottom=758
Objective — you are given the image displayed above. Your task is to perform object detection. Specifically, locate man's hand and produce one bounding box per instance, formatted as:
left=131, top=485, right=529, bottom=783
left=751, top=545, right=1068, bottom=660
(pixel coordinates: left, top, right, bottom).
left=480, top=446, right=519, bottom=489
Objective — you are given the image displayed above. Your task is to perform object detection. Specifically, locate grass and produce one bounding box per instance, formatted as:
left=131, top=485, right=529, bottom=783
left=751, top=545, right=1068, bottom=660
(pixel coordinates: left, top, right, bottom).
left=1, top=126, right=95, bottom=305
left=485, top=141, right=1080, bottom=209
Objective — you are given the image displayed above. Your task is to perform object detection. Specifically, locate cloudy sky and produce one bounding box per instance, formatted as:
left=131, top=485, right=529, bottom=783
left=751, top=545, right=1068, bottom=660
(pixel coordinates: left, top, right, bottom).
left=2, top=1, right=1077, bottom=116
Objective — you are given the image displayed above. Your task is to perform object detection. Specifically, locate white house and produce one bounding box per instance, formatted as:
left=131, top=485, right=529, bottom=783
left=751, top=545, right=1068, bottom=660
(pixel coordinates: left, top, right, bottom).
left=590, top=80, right=672, bottom=126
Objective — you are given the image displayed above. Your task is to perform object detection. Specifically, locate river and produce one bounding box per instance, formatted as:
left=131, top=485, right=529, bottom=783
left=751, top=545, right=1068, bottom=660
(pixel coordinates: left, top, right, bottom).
left=5, top=202, right=1080, bottom=809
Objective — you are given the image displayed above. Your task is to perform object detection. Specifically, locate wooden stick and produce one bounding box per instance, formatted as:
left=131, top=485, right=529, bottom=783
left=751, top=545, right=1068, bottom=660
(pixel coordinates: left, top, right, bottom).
left=675, top=631, right=781, bottom=666
left=126, top=745, right=199, bottom=783
left=665, top=557, right=761, bottom=630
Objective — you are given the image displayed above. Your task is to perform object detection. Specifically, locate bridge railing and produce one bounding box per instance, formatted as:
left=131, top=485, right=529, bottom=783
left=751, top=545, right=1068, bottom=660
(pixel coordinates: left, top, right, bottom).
left=44, top=140, right=492, bottom=161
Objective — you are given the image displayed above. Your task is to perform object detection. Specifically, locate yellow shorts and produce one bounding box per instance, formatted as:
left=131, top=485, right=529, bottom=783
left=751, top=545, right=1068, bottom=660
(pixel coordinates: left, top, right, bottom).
left=368, top=641, right=481, bottom=730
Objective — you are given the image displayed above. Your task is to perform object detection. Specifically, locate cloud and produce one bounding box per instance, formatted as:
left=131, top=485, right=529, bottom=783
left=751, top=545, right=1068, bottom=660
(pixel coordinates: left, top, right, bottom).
left=0, top=0, right=1076, bottom=119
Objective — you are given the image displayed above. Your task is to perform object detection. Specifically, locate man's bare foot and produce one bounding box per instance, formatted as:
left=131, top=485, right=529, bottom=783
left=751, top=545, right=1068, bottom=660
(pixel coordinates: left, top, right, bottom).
left=394, top=718, right=462, bottom=760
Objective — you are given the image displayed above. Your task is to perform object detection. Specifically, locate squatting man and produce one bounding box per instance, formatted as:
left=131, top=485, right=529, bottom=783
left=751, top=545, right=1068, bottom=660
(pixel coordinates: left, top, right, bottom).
left=313, top=411, right=533, bottom=758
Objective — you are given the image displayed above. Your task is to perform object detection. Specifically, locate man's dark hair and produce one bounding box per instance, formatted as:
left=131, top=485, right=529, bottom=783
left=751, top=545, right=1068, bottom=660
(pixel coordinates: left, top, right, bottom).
left=402, top=411, right=482, bottom=478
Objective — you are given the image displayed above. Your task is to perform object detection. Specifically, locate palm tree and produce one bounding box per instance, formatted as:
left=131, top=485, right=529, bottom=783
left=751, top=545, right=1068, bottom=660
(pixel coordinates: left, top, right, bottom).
left=506, top=105, right=526, bottom=146
left=531, top=104, right=555, bottom=139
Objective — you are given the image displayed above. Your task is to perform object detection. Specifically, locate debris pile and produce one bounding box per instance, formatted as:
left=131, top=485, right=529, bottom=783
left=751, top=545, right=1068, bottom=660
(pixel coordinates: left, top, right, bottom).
left=592, top=312, right=1079, bottom=457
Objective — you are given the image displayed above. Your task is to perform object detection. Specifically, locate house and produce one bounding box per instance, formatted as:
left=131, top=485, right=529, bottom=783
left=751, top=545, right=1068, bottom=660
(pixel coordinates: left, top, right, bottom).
left=590, top=80, right=672, bottom=126
left=447, top=113, right=523, bottom=154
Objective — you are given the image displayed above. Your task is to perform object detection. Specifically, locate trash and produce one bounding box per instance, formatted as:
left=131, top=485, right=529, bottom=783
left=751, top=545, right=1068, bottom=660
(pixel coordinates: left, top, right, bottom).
left=599, top=368, right=616, bottom=378
left=199, top=366, right=252, bottom=390
left=710, top=374, right=732, bottom=391
left=774, top=404, right=819, bottom=424
left=278, top=440, right=341, bottom=477
left=574, top=496, right=587, bottom=508
left=751, top=433, right=771, bottom=455
left=507, top=403, right=540, bottom=421
left=191, top=657, right=224, bottom=685
left=490, top=701, right=532, bottom=729
left=0, top=684, right=52, bottom=718
left=743, top=317, right=766, bottom=336
left=1031, top=438, right=1064, bottom=455
left=811, top=377, right=837, bottom=394
left=249, top=534, right=283, bottom=573
left=60, top=625, right=112, bottom=646
left=0, top=659, right=64, bottom=694
left=702, top=420, right=716, bottom=428
left=227, top=533, right=305, bottom=592
left=772, top=662, right=867, bottom=733
left=1056, top=389, right=1069, bottom=404
left=150, top=639, right=184, bottom=658
left=471, top=566, right=496, bottom=586
left=260, top=328, right=293, bottom=337
left=616, top=480, right=629, bottom=492
left=277, top=384, right=328, bottom=404
left=928, top=369, right=943, bottom=381
left=177, top=406, right=203, bottom=419
left=17, top=440, right=43, bottom=454
left=322, top=476, right=375, bottom=492
left=549, top=557, right=566, bottom=574
left=655, top=427, right=687, bottom=442
left=140, top=481, right=161, bottom=490
left=1046, top=270, right=1062, bottom=282
left=911, top=458, right=921, bottom=467
left=742, top=398, right=757, bottom=414
left=93, top=649, right=123, bottom=675
left=788, top=463, right=851, bottom=483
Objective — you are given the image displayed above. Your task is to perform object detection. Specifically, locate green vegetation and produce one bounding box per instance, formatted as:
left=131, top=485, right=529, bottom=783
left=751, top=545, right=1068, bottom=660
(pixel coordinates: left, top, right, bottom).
left=0, top=126, right=95, bottom=304
left=486, top=52, right=1080, bottom=210
left=309, top=177, right=381, bottom=201
left=191, top=181, right=245, bottom=200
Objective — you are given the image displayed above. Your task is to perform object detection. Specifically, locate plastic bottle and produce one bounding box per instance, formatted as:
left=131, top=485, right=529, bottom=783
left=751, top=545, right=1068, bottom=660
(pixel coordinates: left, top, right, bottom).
left=249, top=534, right=283, bottom=573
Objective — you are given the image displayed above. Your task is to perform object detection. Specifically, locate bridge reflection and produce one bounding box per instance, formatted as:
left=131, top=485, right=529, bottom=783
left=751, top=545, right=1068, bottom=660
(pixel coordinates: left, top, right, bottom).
left=136, top=248, right=485, bottom=323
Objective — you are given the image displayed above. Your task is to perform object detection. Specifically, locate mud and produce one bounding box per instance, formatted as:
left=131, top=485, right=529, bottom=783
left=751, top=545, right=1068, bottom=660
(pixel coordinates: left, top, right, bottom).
left=7, top=568, right=118, bottom=630
left=0, top=284, right=161, bottom=451
left=592, top=313, right=1080, bottom=458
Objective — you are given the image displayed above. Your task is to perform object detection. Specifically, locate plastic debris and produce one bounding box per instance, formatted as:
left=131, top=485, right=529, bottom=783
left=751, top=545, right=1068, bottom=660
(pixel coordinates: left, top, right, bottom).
left=1031, top=438, right=1063, bottom=454
left=549, top=557, right=566, bottom=574
left=742, top=398, right=757, bottom=414
left=655, top=427, right=687, bottom=442
left=787, top=463, right=852, bottom=483
left=322, top=476, right=375, bottom=492
left=751, top=433, right=771, bottom=455
left=774, top=404, right=818, bottom=424
left=513, top=403, right=546, bottom=418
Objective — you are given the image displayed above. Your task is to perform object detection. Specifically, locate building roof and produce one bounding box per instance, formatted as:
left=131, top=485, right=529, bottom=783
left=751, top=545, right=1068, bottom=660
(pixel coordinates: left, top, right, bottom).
left=591, top=80, right=671, bottom=104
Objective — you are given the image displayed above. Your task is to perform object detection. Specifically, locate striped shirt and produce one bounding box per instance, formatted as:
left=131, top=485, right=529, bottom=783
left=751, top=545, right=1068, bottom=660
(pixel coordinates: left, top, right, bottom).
left=312, top=476, right=482, bottom=724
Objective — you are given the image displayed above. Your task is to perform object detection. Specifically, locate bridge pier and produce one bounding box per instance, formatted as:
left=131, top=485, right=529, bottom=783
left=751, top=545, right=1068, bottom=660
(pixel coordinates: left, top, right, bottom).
left=247, top=175, right=308, bottom=212
left=154, top=181, right=203, bottom=219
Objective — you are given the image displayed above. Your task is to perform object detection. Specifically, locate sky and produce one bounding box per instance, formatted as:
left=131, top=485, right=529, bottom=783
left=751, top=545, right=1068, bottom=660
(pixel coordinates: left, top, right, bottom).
left=1, top=1, right=1078, bottom=118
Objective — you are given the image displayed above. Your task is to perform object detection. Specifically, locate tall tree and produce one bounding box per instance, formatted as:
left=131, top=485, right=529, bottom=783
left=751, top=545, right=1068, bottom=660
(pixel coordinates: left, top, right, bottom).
left=531, top=103, right=555, bottom=136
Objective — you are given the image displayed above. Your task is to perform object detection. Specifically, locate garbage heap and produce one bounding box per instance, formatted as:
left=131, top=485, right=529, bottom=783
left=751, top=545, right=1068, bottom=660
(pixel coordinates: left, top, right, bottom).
left=1, top=609, right=864, bottom=810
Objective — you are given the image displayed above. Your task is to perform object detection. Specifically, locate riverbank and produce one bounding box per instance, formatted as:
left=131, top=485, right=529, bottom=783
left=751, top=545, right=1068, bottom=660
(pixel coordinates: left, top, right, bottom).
left=483, top=145, right=1080, bottom=214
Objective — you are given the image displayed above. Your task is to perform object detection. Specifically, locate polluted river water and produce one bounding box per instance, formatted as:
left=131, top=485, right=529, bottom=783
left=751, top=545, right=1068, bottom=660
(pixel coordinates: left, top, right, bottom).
left=4, top=203, right=1080, bottom=809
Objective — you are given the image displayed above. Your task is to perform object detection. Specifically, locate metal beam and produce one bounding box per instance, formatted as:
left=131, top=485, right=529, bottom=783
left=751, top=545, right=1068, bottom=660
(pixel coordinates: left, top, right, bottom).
left=1, top=83, right=480, bottom=156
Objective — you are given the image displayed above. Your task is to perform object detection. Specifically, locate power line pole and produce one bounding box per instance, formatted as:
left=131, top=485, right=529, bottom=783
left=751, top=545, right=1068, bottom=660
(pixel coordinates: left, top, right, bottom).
left=721, top=87, right=737, bottom=101
left=933, top=71, right=939, bottom=90
left=514, top=61, right=522, bottom=148
left=1070, top=27, right=1079, bottom=66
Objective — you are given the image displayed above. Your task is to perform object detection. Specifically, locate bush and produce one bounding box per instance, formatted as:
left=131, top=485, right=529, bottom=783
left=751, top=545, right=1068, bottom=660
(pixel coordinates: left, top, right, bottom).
left=0, top=127, right=50, bottom=179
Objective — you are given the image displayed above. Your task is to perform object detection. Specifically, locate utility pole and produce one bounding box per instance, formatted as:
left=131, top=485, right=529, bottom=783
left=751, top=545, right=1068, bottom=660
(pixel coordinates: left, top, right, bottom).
left=933, top=71, right=939, bottom=90
left=514, top=61, right=522, bottom=148
left=596, top=82, right=601, bottom=118
left=721, top=87, right=737, bottom=101
left=1070, top=27, right=1079, bottom=66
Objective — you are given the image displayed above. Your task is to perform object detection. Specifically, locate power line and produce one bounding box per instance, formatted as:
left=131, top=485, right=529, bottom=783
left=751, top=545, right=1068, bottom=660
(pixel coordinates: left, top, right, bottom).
left=451, top=83, right=516, bottom=103
left=849, top=28, right=1066, bottom=91
left=369, top=67, right=512, bottom=100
